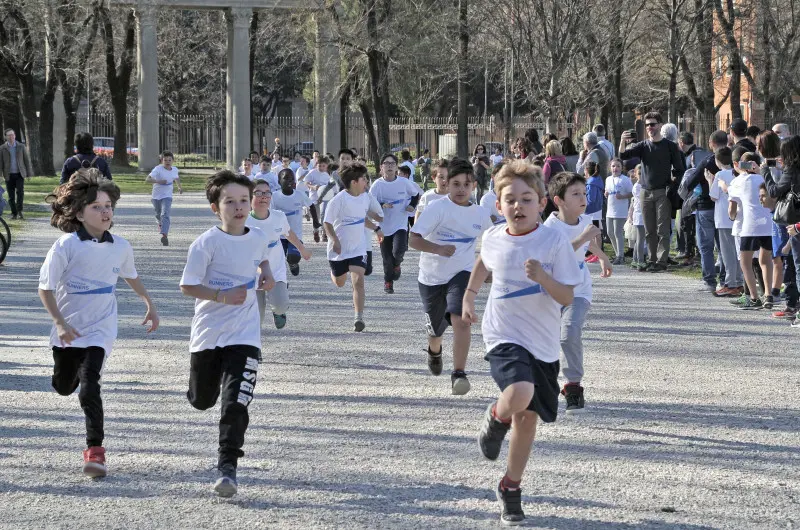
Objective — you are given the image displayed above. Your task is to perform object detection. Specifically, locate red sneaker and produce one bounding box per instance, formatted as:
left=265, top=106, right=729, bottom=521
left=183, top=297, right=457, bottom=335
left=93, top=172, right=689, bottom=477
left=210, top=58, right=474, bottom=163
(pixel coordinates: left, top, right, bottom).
left=313, top=229, right=320, bottom=243
left=584, top=255, right=599, bottom=264
left=772, top=307, right=798, bottom=319
left=82, top=446, right=107, bottom=478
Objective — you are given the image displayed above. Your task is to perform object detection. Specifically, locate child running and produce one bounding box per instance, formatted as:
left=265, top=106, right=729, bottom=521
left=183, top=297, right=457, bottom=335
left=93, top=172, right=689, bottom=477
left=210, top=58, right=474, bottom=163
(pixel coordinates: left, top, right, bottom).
left=271, top=168, right=314, bottom=277
left=145, top=150, right=182, bottom=246
left=38, top=168, right=160, bottom=478
left=245, top=179, right=312, bottom=329
left=415, top=159, right=449, bottom=222
left=324, top=163, right=382, bottom=331
left=543, top=171, right=612, bottom=413
left=254, top=157, right=279, bottom=191
left=480, top=164, right=507, bottom=225
left=462, top=160, right=582, bottom=525
left=409, top=158, right=493, bottom=395
left=369, top=153, right=421, bottom=293
left=179, top=170, right=275, bottom=498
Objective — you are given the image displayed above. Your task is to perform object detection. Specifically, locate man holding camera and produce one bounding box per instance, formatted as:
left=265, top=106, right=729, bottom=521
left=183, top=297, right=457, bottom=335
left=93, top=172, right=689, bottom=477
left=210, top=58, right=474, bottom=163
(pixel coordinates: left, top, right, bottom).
left=619, top=112, right=686, bottom=272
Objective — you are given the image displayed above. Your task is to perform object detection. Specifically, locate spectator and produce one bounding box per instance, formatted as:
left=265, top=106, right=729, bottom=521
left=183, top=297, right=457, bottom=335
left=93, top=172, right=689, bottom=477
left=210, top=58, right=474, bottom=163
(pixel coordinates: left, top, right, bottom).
left=472, top=144, right=491, bottom=202
left=746, top=125, right=761, bottom=146
left=772, top=123, right=791, bottom=141
left=60, top=132, right=112, bottom=184
left=730, top=118, right=757, bottom=152
left=524, top=128, right=543, bottom=155
left=542, top=140, right=567, bottom=186
left=576, top=132, right=609, bottom=180
left=560, top=136, right=579, bottom=172
left=620, top=111, right=687, bottom=272
left=593, top=124, right=615, bottom=159
left=0, top=128, right=34, bottom=220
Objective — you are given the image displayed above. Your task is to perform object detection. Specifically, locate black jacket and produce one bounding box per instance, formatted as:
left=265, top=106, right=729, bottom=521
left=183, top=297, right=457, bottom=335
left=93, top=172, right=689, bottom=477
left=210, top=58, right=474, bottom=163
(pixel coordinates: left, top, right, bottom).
left=682, top=148, right=717, bottom=211
left=762, top=165, right=799, bottom=200
left=61, top=154, right=113, bottom=184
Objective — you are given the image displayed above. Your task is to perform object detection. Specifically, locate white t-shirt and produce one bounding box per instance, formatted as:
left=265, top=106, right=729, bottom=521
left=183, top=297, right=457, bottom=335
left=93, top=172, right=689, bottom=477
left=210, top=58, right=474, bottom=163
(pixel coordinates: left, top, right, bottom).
left=364, top=192, right=383, bottom=247
left=631, top=182, right=644, bottom=226
left=289, top=161, right=301, bottom=173
left=149, top=165, right=179, bottom=200
left=271, top=190, right=313, bottom=240
left=295, top=167, right=310, bottom=193
left=324, top=190, right=371, bottom=261
left=490, top=154, right=503, bottom=166
left=605, top=175, right=633, bottom=218
left=411, top=197, right=493, bottom=285
left=254, top=170, right=279, bottom=192
left=401, top=160, right=417, bottom=179
left=245, top=211, right=290, bottom=283
left=543, top=212, right=593, bottom=302
left=417, top=189, right=449, bottom=214
left=304, top=169, right=330, bottom=201
left=728, top=173, right=772, bottom=237
left=480, top=190, right=506, bottom=224
left=271, top=161, right=284, bottom=173
left=180, top=227, right=270, bottom=352
left=480, top=224, right=583, bottom=363
left=709, top=169, right=736, bottom=230
left=38, top=232, right=138, bottom=356
left=369, top=177, right=420, bottom=236
left=403, top=177, right=424, bottom=218
left=318, top=174, right=340, bottom=203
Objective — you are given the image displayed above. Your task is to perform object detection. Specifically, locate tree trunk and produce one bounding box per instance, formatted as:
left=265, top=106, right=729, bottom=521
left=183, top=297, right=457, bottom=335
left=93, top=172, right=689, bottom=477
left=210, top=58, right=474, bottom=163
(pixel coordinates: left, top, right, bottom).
left=456, top=0, right=468, bottom=158
left=364, top=0, right=391, bottom=156
left=17, top=80, right=43, bottom=176
left=358, top=101, right=379, bottom=169
left=100, top=7, right=136, bottom=167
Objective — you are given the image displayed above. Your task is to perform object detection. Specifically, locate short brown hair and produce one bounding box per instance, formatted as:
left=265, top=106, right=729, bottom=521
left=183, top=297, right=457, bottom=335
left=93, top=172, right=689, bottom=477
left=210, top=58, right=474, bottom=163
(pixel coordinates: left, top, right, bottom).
left=495, top=159, right=546, bottom=200
left=644, top=111, right=663, bottom=124
left=341, top=163, right=369, bottom=189
left=206, top=169, right=254, bottom=206
left=548, top=171, right=586, bottom=201
left=756, top=130, right=781, bottom=159
left=431, top=158, right=449, bottom=180
left=714, top=147, right=732, bottom=167
left=46, top=168, right=120, bottom=233
left=447, top=158, right=474, bottom=182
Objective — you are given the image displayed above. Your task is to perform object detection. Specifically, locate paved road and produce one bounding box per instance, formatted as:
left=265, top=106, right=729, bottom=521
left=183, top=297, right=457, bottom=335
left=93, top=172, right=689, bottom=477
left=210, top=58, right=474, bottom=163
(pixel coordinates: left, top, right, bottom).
left=0, top=193, right=798, bottom=529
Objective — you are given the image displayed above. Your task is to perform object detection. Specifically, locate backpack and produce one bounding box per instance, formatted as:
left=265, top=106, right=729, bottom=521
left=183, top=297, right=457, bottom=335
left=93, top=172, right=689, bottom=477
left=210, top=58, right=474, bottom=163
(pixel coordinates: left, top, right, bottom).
left=73, top=154, right=99, bottom=169
left=546, top=159, right=565, bottom=177
left=678, top=149, right=712, bottom=215
left=585, top=176, right=604, bottom=214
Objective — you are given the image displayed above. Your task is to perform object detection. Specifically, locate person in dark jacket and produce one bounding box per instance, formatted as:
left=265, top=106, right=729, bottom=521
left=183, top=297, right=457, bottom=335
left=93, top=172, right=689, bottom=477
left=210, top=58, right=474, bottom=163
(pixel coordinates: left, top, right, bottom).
left=730, top=118, right=757, bottom=153
left=61, top=132, right=113, bottom=184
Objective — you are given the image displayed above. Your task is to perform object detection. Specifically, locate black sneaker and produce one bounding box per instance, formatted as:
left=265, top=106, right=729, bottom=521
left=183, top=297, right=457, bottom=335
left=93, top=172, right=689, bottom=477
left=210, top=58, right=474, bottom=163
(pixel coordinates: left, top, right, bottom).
left=354, top=319, right=365, bottom=332
left=451, top=370, right=471, bottom=395
left=667, top=257, right=679, bottom=266
left=496, top=484, right=525, bottom=526
left=427, top=347, right=443, bottom=376
left=161, top=234, right=169, bottom=246
left=17, top=213, right=24, bottom=220
left=637, top=262, right=652, bottom=272
left=478, top=402, right=511, bottom=460
left=740, top=297, right=764, bottom=310
left=649, top=262, right=668, bottom=272
left=273, top=313, right=287, bottom=329
left=392, top=266, right=402, bottom=281
left=562, top=384, right=585, bottom=414
left=214, top=463, right=238, bottom=498
left=762, top=295, right=774, bottom=310
left=289, top=262, right=300, bottom=276
left=384, top=281, right=394, bottom=294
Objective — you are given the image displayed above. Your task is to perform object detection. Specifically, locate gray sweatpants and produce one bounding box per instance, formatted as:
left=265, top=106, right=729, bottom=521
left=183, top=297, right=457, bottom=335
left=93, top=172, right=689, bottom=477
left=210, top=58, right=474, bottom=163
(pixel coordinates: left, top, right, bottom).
left=718, top=228, right=743, bottom=288
left=257, top=282, right=290, bottom=321
left=633, top=225, right=646, bottom=264
left=560, top=296, right=591, bottom=384
left=607, top=217, right=626, bottom=258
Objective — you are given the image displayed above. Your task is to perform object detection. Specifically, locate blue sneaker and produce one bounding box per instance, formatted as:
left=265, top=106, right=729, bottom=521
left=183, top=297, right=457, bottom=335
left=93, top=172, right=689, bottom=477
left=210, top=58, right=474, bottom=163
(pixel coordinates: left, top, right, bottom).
left=214, top=463, right=237, bottom=498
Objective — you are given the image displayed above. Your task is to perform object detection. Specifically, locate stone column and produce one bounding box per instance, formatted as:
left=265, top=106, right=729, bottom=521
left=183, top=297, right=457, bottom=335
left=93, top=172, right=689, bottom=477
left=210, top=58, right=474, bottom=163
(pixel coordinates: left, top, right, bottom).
left=225, top=7, right=252, bottom=169
left=314, top=16, right=341, bottom=155
left=136, top=2, right=159, bottom=171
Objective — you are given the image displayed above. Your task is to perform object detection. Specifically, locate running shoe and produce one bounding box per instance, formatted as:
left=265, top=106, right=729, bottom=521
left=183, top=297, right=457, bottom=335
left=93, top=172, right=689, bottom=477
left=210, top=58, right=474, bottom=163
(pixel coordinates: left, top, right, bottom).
left=478, top=402, right=510, bottom=460
left=427, top=347, right=443, bottom=376
left=384, top=281, right=394, bottom=294
left=637, top=262, right=652, bottom=272
left=451, top=370, right=471, bottom=395
left=322, top=233, right=328, bottom=243
left=214, top=463, right=237, bottom=498
left=649, top=262, right=668, bottom=272
left=729, top=293, right=748, bottom=306
left=160, top=234, right=168, bottom=246
left=289, top=262, right=300, bottom=276
left=82, top=446, right=107, bottom=478
left=354, top=319, right=365, bottom=332
left=584, top=255, right=599, bottom=264
left=740, top=297, right=764, bottom=310
left=313, top=229, right=320, bottom=243
left=392, top=266, right=402, bottom=281
left=697, top=283, right=716, bottom=293
left=496, top=484, right=525, bottom=526
left=772, top=306, right=797, bottom=319
left=762, top=295, right=775, bottom=310
left=562, top=383, right=585, bottom=414
left=273, top=313, right=287, bottom=329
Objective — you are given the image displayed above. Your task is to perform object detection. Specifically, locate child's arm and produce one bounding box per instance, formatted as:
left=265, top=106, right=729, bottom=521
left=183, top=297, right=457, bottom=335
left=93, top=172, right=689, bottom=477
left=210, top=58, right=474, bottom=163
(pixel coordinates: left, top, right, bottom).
left=286, top=230, right=312, bottom=260
left=462, top=257, right=490, bottom=324
left=123, top=277, right=159, bottom=332
left=728, top=200, right=738, bottom=220
left=572, top=223, right=601, bottom=251
left=38, top=289, right=81, bottom=345
left=408, top=232, right=456, bottom=256
left=525, top=259, right=575, bottom=306
left=180, top=284, right=247, bottom=305
left=257, top=260, right=276, bottom=292
left=587, top=240, right=613, bottom=278
left=324, top=221, right=341, bottom=255
left=175, top=177, right=183, bottom=194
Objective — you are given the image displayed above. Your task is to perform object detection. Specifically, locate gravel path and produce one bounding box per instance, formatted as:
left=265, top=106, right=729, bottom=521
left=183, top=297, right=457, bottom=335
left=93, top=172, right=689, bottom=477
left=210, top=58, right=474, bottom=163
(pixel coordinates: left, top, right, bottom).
left=1, top=192, right=798, bottom=529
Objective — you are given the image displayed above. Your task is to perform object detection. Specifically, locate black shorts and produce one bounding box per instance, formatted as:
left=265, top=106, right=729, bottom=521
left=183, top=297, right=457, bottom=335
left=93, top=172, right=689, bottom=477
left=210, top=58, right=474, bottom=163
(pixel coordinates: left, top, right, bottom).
left=329, top=256, right=367, bottom=277
left=419, top=270, right=470, bottom=337
left=740, top=235, right=773, bottom=252
left=485, top=343, right=560, bottom=423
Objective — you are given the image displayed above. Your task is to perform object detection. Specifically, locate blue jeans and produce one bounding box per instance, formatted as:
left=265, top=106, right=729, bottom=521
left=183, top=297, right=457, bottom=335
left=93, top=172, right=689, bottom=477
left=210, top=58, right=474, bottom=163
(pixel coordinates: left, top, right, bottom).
left=151, top=197, right=172, bottom=235
left=695, top=209, right=716, bottom=287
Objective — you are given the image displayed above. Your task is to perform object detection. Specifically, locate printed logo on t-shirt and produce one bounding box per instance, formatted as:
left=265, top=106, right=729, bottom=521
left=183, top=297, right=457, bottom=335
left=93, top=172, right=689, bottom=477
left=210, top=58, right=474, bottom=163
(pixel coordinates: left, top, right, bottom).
left=268, top=240, right=280, bottom=248
left=436, top=226, right=477, bottom=244
left=494, top=278, right=544, bottom=299
left=343, top=215, right=366, bottom=226
left=66, top=276, right=115, bottom=295
left=208, top=269, right=256, bottom=290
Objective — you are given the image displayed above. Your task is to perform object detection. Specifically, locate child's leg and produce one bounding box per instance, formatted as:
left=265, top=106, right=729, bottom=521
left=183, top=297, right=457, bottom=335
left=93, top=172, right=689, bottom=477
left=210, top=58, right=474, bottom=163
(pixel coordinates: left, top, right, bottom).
left=447, top=272, right=472, bottom=372
left=392, top=229, right=409, bottom=268
left=187, top=348, right=224, bottom=411
left=784, top=252, right=799, bottom=309
left=256, top=290, right=267, bottom=323
left=309, top=204, right=321, bottom=229
left=380, top=233, right=395, bottom=283
left=772, top=257, right=784, bottom=294
left=635, top=226, right=646, bottom=263
left=52, top=346, right=105, bottom=448
left=365, top=250, right=373, bottom=276
left=331, top=272, right=347, bottom=287
left=217, top=345, right=260, bottom=468
left=266, top=281, right=290, bottom=315
left=506, top=410, right=539, bottom=482
left=350, top=267, right=366, bottom=315
left=151, top=199, right=161, bottom=227
left=560, top=298, right=591, bottom=385
left=719, top=229, right=741, bottom=287
left=740, top=250, right=758, bottom=298
left=160, top=197, right=172, bottom=235
left=419, top=282, right=447, bottom=354
left=760, top=248, right=774, bottom=296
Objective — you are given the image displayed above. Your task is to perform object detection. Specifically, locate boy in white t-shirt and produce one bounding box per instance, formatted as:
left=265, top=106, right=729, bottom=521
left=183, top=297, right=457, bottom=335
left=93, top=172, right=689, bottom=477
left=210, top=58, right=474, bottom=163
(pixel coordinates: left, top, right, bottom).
left=240, top=158, right=257, bottom=181
left=707, top=147, right=744, bottom=296
left=272, top=168, right=314, bottom=277
left=246, top=180, right=311, bottom=329
left=303, top=157, right=331, bottom=242
left=410, top=158, right=492, bottom=395
left=399, top=164, right=424, bottom=231
left=479, top=164, right=507, bottom=225
left=38, top=169, right=159, bottom=479
left=179, top=170, right=275, bottom=498
left=415, top=159, right=449, bottom=223
left=728, top=152, right=774, bottom=309
left=324, top=164, right=382, bottom=332
left=369, top=153, right=421, bottom=293
left=145, top=150, right=182, bottom=246
left=604, top=158, right=633, bottom=264
left=253, top=157, right=279, bottom=191
left=462, top=160, right=582, bottom=526
left=544, top=171, right=612, bottom=413
left=289, top=152, right=301, bottom=173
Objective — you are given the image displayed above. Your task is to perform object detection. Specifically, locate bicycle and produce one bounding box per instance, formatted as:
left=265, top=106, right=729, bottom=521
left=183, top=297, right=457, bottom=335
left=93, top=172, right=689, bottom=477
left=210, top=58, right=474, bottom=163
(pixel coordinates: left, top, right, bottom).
left=0, top=215, right=9, bottom=264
